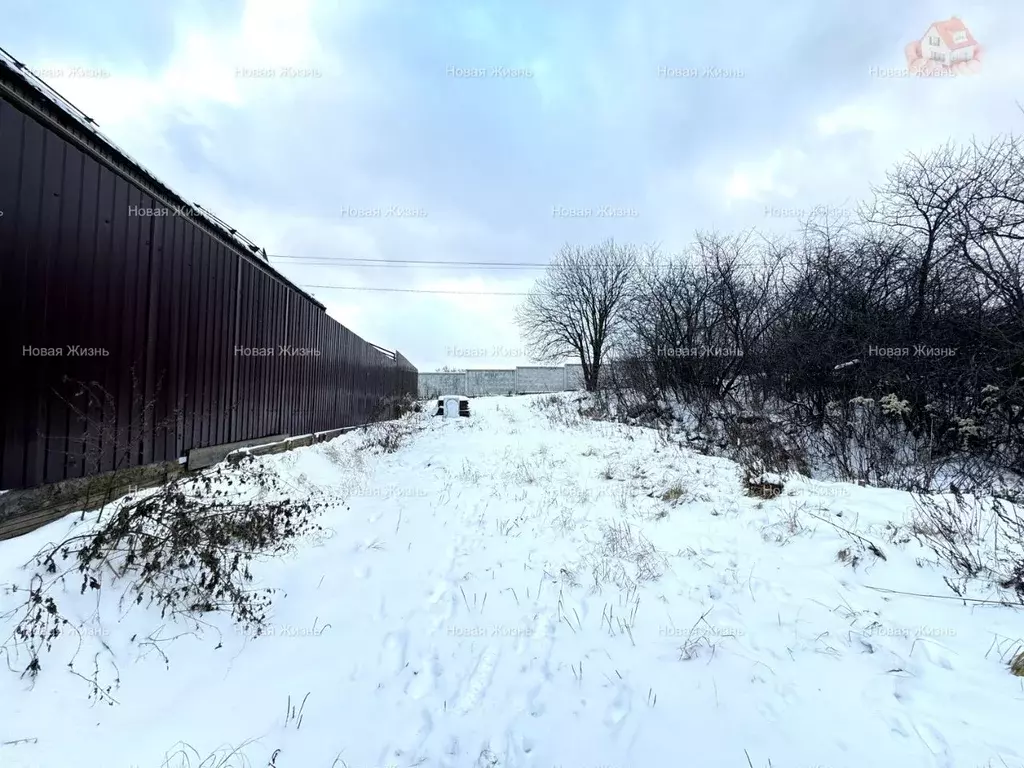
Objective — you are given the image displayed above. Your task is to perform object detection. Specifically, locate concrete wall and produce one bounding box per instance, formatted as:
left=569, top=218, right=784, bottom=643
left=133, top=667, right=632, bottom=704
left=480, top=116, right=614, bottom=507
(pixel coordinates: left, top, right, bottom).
left=466, top=369, right=516, bottom=396
left=515, top=366, right=567, bottom=394
left=418, top=365, right=587, bottom=398
left=419, top=372, right=467, bottom=399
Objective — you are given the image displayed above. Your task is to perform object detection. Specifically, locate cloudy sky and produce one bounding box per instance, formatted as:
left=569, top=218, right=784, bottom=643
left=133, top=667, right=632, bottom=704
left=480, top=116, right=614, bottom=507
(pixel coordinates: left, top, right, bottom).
left=5, top=0, right=1023, bottom=370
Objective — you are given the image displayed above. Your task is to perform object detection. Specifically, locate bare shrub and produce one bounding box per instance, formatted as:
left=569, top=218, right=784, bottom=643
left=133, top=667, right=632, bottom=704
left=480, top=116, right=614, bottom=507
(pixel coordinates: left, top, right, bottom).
left=994, top=499, right=1024, bottom=601
left=810, top=397, right=943, bottom=489
left=722, top=412, right=810, bottom=478
left=911, top=492, right=988, bottom=579
left=535, top=394, right=582, bottom=428
left=911, top=489, right=1024, bottom=602
left=396, top=394, right=423, bottom=416
left=0, top=461, right=331, bottom=699
left=358, top=420, right=417, bottom=454
left=368, top=393, right=422, bottom=422
left=581, top=390, right=620, bottom=422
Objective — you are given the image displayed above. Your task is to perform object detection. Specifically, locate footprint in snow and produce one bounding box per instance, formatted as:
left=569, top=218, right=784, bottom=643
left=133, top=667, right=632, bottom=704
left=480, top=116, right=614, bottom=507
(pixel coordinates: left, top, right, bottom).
left=884, top=713, right=911, bottom=738
left=525, top=684, right=546, bottom=717
left=513, top=631, right=529, bottom=655
left=912, top=639, right=955, bottom=670
left=533, top=614, right=556, bottom=640
left=414, top=707, right=433, bottom=740
left=456, top=645, right=500, bottom=713
left=911, top=721, right=953, bottom=766
left=757, top=698, right=781, bottom=722
left=603, top=685, right=632, bottom=733
left=443, top=544, right=460, bottom=570
left=379, top=630, right=409, bottom=676
left=405, top=654, right=442, bottom=699
left=774, top=681, right=799, bottom=706
left=437, top=737, right=461, bottom=768
left=428, top=581, right=449, bottom=605
left=446, top=736, right=460, bottom=757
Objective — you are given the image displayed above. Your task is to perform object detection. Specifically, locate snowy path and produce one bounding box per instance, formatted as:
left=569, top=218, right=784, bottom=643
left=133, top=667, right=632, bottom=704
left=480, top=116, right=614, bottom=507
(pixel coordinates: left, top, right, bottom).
left=1, top=396, right=1022, bottom=768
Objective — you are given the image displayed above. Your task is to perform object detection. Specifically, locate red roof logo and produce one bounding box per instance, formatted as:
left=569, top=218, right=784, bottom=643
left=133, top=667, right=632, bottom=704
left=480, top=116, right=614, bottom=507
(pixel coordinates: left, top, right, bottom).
left=905, top=17, right=983, bottom=75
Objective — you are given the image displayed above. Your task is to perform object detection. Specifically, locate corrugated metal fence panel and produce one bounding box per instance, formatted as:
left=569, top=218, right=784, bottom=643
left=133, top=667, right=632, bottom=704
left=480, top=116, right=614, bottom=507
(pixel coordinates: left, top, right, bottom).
left=0, top=87, right=418, bottom=491
left=0, top=99, right=24, bottom=487
left=9, top=106, right=42, bottom=487
left=39, top=122, right=68, bottom=483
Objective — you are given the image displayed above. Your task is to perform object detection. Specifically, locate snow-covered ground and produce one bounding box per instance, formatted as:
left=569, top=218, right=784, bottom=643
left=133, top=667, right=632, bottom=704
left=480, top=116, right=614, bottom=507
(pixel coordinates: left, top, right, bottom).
left=1, top=395, right=1022, bottom=768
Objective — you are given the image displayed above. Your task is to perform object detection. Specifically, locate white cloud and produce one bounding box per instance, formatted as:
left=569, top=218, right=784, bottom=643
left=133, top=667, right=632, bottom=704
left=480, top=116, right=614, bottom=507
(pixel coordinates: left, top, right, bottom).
left=720, top=148, right=804, bottom=204
left=816, top=102, right=891, bottom=137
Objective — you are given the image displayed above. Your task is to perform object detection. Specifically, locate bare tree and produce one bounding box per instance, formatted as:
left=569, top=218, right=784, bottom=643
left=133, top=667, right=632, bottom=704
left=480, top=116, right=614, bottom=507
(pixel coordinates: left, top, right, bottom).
left=516, top=240, right=639, bottom=391
left=860, top=140, right=981, bottom=338
left=947, top=134, right=1024, bottom=319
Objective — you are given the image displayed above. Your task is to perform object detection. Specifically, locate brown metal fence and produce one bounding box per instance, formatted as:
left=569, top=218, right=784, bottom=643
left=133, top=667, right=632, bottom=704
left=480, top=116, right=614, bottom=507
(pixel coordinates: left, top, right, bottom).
left=0, top=57, right=417, bottom=491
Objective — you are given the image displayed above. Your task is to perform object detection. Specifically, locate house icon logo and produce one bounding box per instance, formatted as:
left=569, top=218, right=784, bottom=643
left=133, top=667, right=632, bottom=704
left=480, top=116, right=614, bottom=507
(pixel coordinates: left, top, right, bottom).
left=905, top=17, right=982, bottom=75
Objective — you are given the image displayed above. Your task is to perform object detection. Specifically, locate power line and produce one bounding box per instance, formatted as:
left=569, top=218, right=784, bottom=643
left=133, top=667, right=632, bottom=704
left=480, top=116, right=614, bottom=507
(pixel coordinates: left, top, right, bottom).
left=276, top=255, right=676, bottom=268
left=276, top=260, right=548, bottom=270
left=272, top=255, right=553, bottom=267
left=271, top=254, right=773, bottom=269
left=299, top=284, right=529, bottom=296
